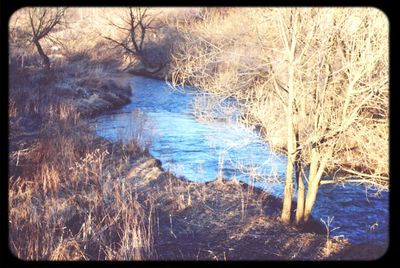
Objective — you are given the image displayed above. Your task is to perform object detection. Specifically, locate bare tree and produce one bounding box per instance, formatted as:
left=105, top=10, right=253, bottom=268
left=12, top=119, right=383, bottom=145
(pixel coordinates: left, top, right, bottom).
left=265, top=8, right=388, bottom=224
left=105, top=8, right=155, bottom=69
left=27, top=8, right=66, bottom=70
left=170, top=7, right=388, bottom=225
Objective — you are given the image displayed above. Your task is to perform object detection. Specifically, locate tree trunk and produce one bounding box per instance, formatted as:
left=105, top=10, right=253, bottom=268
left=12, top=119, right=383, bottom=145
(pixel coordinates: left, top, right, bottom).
left=303, top=147, right=332, bottom=222
left=303, top=181, right=318, bottom=223
left=295, top=167, right=305, bottom=224
left=281, top=63, right=296, bottom=224
left=281, top=146, right=295, bottom=224
left=302, top=148, right=319, bottom=222
left=33, top=39, right=50, bottom=70
left=295, top=131, right=305, bottom=225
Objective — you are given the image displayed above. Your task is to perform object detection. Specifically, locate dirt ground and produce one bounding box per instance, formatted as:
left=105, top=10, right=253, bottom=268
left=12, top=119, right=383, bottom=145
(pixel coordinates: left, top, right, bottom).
left=116, top=150, right=389, bottom=260
left=118, top=155, right=339, bottom=260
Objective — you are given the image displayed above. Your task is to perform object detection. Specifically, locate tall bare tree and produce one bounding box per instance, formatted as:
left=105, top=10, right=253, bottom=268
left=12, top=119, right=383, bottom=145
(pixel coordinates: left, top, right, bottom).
left=266, top=8, right=388, bottom=224
left=169, top=7, right=388, bottom=225
left=27, top=8, right=66, bottom=70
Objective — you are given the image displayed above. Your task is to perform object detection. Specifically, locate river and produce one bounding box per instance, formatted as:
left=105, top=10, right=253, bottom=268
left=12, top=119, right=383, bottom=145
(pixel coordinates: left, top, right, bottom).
left=91, top=75, right=389, bottom=247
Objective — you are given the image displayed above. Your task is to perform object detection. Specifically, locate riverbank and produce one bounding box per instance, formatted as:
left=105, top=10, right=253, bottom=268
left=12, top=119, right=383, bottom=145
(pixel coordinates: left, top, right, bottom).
left=91, top=74, right=389, bottom=260
left=9, top=58, right=388, bottom=260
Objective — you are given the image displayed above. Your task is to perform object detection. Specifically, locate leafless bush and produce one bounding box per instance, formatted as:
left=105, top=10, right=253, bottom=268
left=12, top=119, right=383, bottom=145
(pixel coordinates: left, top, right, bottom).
left=191, top=93, right=242, bottom=123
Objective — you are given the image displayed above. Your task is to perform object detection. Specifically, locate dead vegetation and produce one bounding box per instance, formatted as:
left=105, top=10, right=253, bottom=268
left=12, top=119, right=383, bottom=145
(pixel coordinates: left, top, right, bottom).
left=8, top=58, right=151, bottom=260
left=169, top=7, right=389, bottom=224
left=9, top=11, right=148, bottom=258
left=8, top=7, right=388, bottom=261
left=7, top=57, right=357, bottom=260
left=118, top=167, right=352, bottom=260
left=8, top=68, right=350, bottom=260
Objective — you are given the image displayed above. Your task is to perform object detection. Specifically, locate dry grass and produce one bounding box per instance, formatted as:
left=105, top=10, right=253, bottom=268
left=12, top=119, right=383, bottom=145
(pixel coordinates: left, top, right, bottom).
left=9, top=112, right=153, bottom=260
left=130, top=174, right=348, bottom=260
left=9, top=8, right=128, bottom=71
left=8, top=33, right=152, bottom=259
left=8, top=7, right=386, bottom=260
left=7, top=69, right=358, bottom=260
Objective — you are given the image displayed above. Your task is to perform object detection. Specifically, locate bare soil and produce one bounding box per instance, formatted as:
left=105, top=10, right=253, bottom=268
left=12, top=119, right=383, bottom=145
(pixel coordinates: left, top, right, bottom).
left=110, top=143, right=388, bottom=260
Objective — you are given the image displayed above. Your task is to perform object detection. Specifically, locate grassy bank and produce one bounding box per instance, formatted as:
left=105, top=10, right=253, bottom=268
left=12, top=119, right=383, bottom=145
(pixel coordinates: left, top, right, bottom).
left=8, top=7, right=388, bottom=260
left=8, top=61, right=353, bottom=260
left=8, top=49, right=385, bottom=262
left=5, top=62, right=360, bottom=260
left=9, top=54, right=150, bottom=259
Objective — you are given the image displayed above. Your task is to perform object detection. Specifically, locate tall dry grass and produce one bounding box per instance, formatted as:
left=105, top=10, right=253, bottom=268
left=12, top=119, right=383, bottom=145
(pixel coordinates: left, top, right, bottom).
left=9, top=99, right=154, bottom=260
left=8, top=18, right=154, bottom=257
left=8, top=7, right=388, bottom=259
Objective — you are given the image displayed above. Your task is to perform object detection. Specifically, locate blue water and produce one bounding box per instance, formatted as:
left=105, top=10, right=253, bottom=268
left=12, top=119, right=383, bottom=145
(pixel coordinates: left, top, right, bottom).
left=91, top=76, right=389, bottom=247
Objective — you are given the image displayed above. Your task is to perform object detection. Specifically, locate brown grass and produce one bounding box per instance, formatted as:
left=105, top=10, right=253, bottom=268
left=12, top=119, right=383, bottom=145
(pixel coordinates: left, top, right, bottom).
left=8, top=40, right=152, bottom=259
left=8, top=7, right=385, bottom=260
left=9, top=111, right=153, bottom=260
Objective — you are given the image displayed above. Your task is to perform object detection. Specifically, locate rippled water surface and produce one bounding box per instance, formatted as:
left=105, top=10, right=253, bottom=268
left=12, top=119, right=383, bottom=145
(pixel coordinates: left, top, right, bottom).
left=91, top=76, right=389, bottom=246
